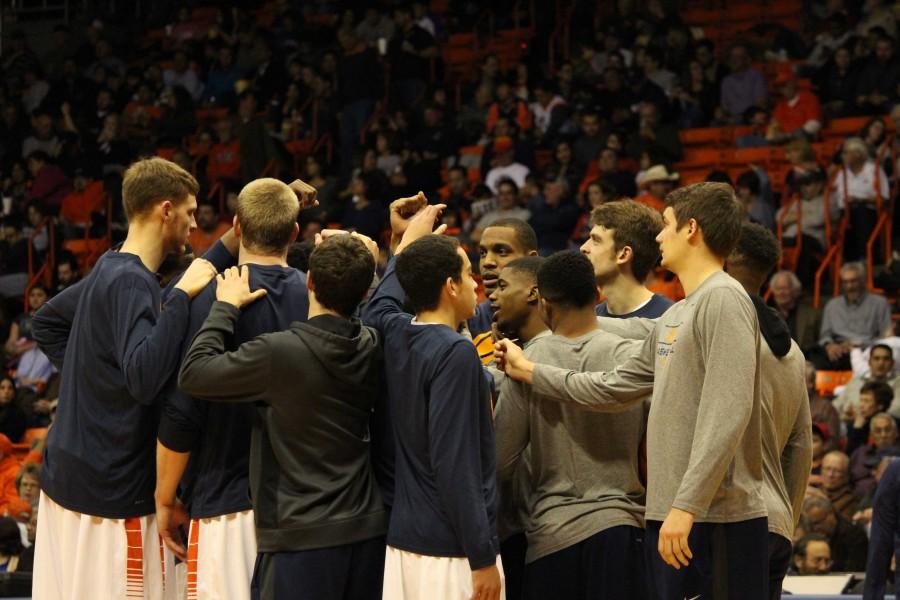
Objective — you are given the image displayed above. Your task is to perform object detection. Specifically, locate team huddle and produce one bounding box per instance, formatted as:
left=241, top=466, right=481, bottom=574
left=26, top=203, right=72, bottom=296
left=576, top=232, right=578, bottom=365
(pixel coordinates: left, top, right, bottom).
left=28, top=156, right=810, bottom=600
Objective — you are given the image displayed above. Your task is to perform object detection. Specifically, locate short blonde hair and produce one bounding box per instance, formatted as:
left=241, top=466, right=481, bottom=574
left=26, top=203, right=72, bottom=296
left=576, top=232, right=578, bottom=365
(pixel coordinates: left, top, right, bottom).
left=122, top=157, right=199, bottom=221
left=237, top=178, right=299, bottom=254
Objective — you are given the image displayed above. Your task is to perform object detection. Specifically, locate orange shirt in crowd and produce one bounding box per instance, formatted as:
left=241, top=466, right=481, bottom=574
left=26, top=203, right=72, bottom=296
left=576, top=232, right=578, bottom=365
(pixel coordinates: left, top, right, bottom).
left=772, top=90, right=822, bottom=134
left=60, top=181, right=106, bottom=225
left=0, top=436, right=30, bottom=518
left=207, top=139, right=242, bottom=183
left=633, top=193, right=666, bottom=213
left=189, top=221, right=231, bottom=256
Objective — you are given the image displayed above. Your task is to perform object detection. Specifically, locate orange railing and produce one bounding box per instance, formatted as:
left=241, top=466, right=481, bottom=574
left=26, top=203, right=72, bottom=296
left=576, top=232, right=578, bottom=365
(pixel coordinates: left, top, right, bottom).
left=775, top=193, right=802, bottom=271
left=24, top=218, right=55, bottom=310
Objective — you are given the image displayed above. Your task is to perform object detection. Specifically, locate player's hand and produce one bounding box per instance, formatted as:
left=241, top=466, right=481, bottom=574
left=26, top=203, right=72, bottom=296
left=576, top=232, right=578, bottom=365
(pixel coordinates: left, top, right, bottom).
left=389, top=191, right=428, bottom=247
left=470, top=564, right=502, bottom=600
left=288, top=179, right=319, bottom=210
left=174, top=258, right=217, bottom=299
left=658, top=507, right=694, bottom=569
left=395, top=203, right=448, bottom=254
left=216, top=266, right=267, bottom=309
left=493, top=339, right=534, bottom=383
left=351, top=231, right=380, bottom=263
left=156, top=499, right=189, bottom=562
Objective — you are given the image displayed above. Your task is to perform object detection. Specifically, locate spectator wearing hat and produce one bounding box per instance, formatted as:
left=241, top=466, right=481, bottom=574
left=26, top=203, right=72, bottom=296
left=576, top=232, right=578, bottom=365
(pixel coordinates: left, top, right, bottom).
left=720, top=44, right=768, bottom=122
left=849, top=413, right=900, bottom=499
left=770, top=73, right=822, bottom=140
left=633, top=165, right=677, bottom=212
left=485, top=136, right=530, bottom=194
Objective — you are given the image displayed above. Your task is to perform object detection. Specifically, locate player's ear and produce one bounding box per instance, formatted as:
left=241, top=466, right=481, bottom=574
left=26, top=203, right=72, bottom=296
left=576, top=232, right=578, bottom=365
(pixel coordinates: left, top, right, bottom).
left=445, top=276, right=457, bottom=299
left=233, top=216, right=242, bottom=238
left=289, top=222, right=300, bottom=244
left=306, top=271, right=315, bottom=293
left=160, top=199, right=174, bottom=222
left=527, top=249, right=538, bottom=257
left=526, top=284, right=539, bottom=304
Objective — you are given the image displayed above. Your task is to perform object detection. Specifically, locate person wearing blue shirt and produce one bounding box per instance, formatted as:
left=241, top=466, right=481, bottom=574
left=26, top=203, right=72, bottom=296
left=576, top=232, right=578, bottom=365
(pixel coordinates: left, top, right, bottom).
left=155, top=178, right=317, bottom=600
left=30, top=157, right=221, bottom=600
left=365, top=200, right=503, bottom=600
left=581, top=200, right=673, bottom=320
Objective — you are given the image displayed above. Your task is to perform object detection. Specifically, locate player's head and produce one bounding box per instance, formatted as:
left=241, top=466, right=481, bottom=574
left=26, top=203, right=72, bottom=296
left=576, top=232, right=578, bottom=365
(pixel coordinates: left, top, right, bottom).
left=307, top=235, right=375, bottom=317
left=396, top=235, right=478, bottom=321
left=536, top=251, right=598, bottom=332
left=235, top=178, right=300, bottom=256
left=657, top=182, right=743, bottom=272
left=479, top=218, right=538, bottom=296
left=489, top=256, right=543, bottom=340
left=581, top=200, right=662, bottom=286
left=726, top=222, right=781, bottom=295
left=122, top=157, right=200, bottom=253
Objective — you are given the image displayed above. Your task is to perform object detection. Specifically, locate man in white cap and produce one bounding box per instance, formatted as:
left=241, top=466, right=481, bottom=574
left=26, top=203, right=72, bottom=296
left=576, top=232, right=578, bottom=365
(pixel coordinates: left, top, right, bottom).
left=634, top=165, right=679, bottom=212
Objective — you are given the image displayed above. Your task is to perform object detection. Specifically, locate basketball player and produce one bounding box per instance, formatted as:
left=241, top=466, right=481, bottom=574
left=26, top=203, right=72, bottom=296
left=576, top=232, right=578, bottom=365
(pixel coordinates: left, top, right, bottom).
left=177, top=233, right=387, bottom=600
left=726, top=222, right=811, bottom=599
left=155, top=178, right=315, bottom=600
left=497, top=182, right=768, bottom=599
left=30, top=158, right=219, bottom=600
left=364, top=203, right=504, bottom=600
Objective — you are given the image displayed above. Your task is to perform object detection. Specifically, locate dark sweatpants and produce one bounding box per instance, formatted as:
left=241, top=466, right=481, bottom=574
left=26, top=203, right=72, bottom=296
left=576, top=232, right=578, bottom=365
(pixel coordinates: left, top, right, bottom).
left=767, top=533, right=792, bottom=600
left=250, top=536, right=385, bottom=600
left=500, top=533, right=527, bottom=600
left=523, top=525, right=646, bottom=600
left=645, top=518, right=768, bottom=600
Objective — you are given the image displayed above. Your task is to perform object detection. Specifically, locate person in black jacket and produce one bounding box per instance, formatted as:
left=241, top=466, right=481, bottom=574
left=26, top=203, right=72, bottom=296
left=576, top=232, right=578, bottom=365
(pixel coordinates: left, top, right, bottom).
left=179, top=232, right=387, bottom=600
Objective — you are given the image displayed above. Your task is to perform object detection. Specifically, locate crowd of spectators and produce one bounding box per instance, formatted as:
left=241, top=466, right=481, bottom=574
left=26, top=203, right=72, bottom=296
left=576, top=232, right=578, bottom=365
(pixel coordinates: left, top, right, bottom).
left=2, top=0, right=900, bottom=586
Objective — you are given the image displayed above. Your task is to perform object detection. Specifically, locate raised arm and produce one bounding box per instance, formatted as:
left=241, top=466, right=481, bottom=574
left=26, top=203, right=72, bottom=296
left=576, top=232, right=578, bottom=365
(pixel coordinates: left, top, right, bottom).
left=429, top=341, right=498, bottom=570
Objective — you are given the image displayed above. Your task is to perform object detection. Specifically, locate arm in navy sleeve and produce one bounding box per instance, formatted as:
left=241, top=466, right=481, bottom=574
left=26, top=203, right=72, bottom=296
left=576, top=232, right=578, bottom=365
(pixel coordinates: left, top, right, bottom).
left=178, top=301, right=273, bottom=403
left=162, top=240, right=237, bottom=301
left=429, top=341, right=498, bottom=570
left=112, top=274, right=191, bottom=405
left=157, top=290, right=216, bottom=453
left=362, top=258, right=407, bottom=333
left=31, top=278, right=87, bottom=369
left=864, top=460, right=900, bottom=600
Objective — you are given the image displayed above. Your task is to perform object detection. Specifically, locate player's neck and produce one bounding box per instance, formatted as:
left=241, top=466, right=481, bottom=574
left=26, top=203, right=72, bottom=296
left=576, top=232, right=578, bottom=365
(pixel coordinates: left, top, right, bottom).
left=120, top=223, right=166, bottom=273
left=601, top=274, right=653, bottom=315
left=308, top=299, right=343, bottom=321
left=416, top=303, right=459, bottom=330
left=517, top=311, right=548, bottom=345
left=552, top=307, right=600, bottom=339
left=675, top=253, right=724, bottom=296
left=239, top=245, right=287, bottom=267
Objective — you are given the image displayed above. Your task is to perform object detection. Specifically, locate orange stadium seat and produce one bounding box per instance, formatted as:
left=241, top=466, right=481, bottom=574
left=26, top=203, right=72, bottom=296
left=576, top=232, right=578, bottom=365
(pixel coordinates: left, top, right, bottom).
left=815, top=370, right=854, bottom=398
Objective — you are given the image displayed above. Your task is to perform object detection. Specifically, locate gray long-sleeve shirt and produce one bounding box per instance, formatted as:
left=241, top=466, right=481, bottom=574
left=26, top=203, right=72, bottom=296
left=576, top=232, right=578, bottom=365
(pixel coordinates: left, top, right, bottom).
left=759, top=340, right=813, bottom=541
left=532, top=271, right=765, bottom=523
left=497, top=329, right=647, bottom=562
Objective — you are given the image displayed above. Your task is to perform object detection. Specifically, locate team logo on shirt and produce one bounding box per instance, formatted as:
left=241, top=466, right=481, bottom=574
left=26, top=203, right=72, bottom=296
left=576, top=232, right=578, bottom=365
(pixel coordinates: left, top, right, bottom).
left=657, top=324, right=680, bottom=367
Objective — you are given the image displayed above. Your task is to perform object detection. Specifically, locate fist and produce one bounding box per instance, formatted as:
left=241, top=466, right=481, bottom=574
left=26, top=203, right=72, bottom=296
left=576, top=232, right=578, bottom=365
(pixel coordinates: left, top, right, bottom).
left=288, top=179, right=319, bottom=211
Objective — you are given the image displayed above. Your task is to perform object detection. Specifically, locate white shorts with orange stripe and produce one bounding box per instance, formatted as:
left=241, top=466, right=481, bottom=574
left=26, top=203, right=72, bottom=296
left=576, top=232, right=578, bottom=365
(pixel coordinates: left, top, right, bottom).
left=382, top=546, right=506, bottom=600
left=185, top=510, right=256, bottom=600
left=33, top=492, right=166, bottom=600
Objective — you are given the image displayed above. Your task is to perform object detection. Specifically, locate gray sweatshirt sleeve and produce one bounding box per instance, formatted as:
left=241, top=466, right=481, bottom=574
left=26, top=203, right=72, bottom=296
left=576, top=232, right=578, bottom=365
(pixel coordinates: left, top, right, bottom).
left=671, top=287, right=759, bottom=516
left=531, top=331, right=655, bottom=413
left=784, top=393, right=813, bottom=526
left=596, top=316, right=656, bottom=340
left=495, top=377, right=530, bottom=480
